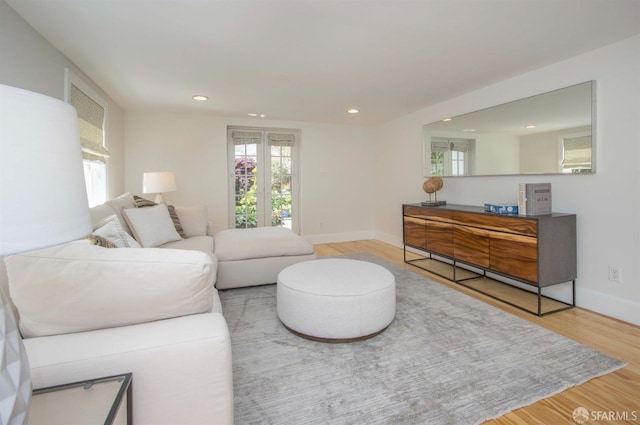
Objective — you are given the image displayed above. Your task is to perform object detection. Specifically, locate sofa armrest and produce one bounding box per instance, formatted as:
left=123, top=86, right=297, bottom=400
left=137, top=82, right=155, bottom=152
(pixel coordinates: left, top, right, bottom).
left=24, top=312, right=234, bottom=425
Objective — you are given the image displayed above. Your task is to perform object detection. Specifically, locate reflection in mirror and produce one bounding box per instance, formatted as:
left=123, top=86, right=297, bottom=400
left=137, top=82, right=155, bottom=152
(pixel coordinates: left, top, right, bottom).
left=423, top=81, right=595, bottom=177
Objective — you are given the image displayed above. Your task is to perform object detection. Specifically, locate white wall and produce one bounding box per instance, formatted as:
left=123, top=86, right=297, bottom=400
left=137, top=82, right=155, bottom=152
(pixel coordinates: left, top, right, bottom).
left=373, top=35, right=640, bottom=325
left=124, top=112, right=375, bottom=241
left=0, top=1, right=125, bottom=198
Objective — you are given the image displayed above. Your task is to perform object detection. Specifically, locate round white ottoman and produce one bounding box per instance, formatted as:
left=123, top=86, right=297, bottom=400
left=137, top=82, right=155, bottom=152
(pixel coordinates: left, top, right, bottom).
left=276, top=259, right=396, bottom=342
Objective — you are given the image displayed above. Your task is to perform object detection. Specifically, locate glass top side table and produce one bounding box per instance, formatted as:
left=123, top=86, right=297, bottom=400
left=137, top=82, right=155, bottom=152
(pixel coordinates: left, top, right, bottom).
left=28, top=373, right=132, bottom=425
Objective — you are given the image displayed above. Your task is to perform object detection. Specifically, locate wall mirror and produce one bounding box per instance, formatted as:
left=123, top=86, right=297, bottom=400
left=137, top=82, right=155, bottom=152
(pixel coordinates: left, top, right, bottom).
left=423, top=81, right=596, bottom=177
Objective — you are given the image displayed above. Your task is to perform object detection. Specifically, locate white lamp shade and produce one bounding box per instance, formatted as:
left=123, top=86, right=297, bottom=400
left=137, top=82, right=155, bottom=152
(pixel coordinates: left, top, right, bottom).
left=143, top=172, right=177, bottom=194
left=1, top=85, right=93, bottom=424
left=0, top=84, right=92, bottom=256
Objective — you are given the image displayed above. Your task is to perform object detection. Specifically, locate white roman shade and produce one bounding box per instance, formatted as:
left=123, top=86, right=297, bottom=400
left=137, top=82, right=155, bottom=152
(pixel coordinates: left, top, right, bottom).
left=232, top=130, right=262, bottom=145
left=431, top=138, right=471, bottom=153
left=562, top=135, right=592, bottom=169
left=449, top=141, right=469, bottom=152
left=431, top=140, right=449, bottom=153
left=267, top=132, right=296, bottom=146
left=70, top=84, right=109, bottom=163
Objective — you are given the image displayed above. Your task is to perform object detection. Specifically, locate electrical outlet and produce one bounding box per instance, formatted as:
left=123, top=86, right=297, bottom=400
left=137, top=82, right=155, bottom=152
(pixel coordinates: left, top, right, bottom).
left=608, top=265, right=622, bottom=283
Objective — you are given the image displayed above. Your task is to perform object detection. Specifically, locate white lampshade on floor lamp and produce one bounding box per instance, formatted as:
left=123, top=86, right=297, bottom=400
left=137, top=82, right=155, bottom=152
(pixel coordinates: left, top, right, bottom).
left=142, top=171, right=177, bottom=204
left=0, top=84, right=92, bottom=424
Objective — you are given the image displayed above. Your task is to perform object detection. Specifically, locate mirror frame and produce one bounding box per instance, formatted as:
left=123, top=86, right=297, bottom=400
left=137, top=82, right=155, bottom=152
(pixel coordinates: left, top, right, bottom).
left=423, top=81, right=596, bottom=177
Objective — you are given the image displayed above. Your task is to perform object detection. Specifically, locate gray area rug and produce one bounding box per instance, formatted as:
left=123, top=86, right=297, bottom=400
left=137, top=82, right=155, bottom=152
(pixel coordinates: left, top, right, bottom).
left=219, top=253, right=625, bottom=425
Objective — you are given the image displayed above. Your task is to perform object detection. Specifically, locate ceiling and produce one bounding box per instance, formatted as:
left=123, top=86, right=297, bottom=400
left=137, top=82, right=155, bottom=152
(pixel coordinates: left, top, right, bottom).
left=6, top=0, right=640, bottom=125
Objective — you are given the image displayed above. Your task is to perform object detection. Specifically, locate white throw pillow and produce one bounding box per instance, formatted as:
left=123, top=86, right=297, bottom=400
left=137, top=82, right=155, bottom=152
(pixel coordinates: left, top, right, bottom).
left=93, top=215, right=141, bottom=248
left=122, top=204, right=182, bottom=247
left=5, top=242, right=216, bottom=338
left=175, top=205, right=208, bottom=237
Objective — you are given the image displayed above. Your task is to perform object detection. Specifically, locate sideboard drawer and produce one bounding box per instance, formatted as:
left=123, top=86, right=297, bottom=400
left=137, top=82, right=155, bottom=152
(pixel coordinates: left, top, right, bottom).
left=425, top=219, right=454, bottom=257
left=454, top=225, right=489, bottom=267
left=403, top=217, right=427, bottom=249
left=489, top=231, right=538, bottom=282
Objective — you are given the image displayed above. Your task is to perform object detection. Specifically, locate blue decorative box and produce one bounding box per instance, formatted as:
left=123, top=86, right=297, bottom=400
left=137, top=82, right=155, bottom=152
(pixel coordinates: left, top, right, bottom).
left=484, top=203, right=519, bottom=214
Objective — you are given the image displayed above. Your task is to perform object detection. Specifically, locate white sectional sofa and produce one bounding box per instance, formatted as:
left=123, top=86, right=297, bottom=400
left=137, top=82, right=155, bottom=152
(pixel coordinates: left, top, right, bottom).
left=0, top=193, right=315, bottom=424
left=215, top=227, right=316, bottom=289
left=2, top=193, right=233, bottom=425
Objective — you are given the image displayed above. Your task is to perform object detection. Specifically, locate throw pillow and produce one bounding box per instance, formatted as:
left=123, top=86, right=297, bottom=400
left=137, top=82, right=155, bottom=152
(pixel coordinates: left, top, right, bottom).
left=133, top=194, right=156, bottom=208
left=93, top=215, right=141, bottom=248
left=133, top=195, right=186, bottom=238
left=87, top=235, right=117, bottom=248
left=122, top=204, right=183, bottom=247
left=174, top=205, right=209, bottom=237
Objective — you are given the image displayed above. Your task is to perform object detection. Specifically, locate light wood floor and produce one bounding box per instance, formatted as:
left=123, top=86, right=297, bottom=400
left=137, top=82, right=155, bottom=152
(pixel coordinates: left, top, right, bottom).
left=314, top=240, right=640, bottom=425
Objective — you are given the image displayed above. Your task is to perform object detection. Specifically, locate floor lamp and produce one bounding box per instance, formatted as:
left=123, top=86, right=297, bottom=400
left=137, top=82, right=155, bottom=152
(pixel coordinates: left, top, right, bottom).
left=0, top=84, right=92, bottom=424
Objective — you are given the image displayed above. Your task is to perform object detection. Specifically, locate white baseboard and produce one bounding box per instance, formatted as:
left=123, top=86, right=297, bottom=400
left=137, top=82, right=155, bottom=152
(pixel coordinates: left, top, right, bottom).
left=303, top=230, right=375, bottom=245
left=576, top=287, right=640, bottom=326
left=373, top=231, right=403, bottom=249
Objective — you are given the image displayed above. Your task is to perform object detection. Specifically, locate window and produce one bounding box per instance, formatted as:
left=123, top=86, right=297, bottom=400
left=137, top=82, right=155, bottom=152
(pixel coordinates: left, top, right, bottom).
left=227, top=127, right=299, bottom=233
left=65, top=69, right=109, bottom=207
left=560, top=132, right=592, bottom=174
left=430, top=138, right=473, bottom=176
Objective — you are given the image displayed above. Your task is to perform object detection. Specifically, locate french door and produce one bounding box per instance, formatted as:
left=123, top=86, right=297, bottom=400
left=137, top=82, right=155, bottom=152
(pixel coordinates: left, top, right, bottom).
left=227, top=127, right=299, bottom=233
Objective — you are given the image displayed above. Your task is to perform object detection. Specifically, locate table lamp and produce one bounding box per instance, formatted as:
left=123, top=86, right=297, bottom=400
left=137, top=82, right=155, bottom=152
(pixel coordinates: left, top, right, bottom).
left=142, top=171, right=177, bottom=204
left=0, top=84, right=92, bottom=424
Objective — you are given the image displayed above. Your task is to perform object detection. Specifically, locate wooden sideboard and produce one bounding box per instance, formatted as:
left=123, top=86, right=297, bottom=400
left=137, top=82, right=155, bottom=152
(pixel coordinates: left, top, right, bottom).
left=402, top=203, right=576, bottom=316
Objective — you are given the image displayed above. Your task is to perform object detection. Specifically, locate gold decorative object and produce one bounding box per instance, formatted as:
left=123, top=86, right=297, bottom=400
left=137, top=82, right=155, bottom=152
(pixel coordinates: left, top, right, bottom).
left=421, top=177, right=446, bottom=206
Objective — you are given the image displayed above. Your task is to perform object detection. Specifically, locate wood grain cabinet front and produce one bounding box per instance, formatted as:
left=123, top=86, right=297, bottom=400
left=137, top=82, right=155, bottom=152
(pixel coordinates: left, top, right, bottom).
left=489, top=231, right=537, bottom=282
left=453, top=224, right=489, bottom=268
left=403, top=216, right=427, bottom=250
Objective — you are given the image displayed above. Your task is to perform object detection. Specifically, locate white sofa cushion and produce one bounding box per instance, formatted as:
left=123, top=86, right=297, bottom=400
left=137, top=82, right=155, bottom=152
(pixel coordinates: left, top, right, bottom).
left=122, top=204, right=182, bottom=247
left=214, top=227, right=314, bottom=261
left=174, top=205, right=208, bottom=237
left=6, top=242, right=216, bottom=338
left=24, top=312, right=233, bottom=425
left=161, top=235, right=214, bottom=254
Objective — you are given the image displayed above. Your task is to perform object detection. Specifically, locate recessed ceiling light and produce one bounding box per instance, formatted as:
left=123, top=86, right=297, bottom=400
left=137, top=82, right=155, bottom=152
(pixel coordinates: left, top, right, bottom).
left=526, top=124, right=537, bottom=129
left=192, top=95, right=208, bottom=101
left=347, top=108, right=359, bottom=114
left=462, top=128, right=476, bottom=132
left=442, top=118, right=452, bottom=122
left=248, top=113, right=258, bottom=117
left=260, top=114, right=266, bottom=118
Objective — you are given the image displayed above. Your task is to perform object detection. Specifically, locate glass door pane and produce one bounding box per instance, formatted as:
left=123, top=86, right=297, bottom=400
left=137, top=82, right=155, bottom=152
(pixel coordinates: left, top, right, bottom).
left=270, top=145, right=292, bottom=229
left=234, top=143, right=258, bottom=228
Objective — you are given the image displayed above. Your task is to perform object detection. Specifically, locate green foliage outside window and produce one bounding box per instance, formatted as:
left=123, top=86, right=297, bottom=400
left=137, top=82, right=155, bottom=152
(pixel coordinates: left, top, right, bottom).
left=234, top=157, right=292, bottom=228
left=431, top=151, right=444, bottom=176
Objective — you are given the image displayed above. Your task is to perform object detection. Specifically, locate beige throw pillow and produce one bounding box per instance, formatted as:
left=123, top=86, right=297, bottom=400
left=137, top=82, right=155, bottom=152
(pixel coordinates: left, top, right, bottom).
left=92, top=215, right=141, bottom=248
left=133, top=195, right=186, bottom=238
left=175, top=205, right=208, bottom=237
left=122, top=204, right=182, bottom=247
